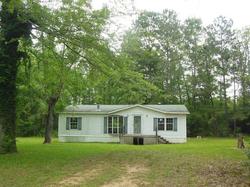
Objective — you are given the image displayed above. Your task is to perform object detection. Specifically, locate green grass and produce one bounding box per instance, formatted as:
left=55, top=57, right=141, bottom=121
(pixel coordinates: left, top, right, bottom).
left=0, top=138, right=249, bottom=187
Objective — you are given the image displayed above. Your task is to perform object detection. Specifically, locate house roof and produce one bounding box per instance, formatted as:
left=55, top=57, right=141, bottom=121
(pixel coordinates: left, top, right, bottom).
left=62, top=104, right=190, bottom=114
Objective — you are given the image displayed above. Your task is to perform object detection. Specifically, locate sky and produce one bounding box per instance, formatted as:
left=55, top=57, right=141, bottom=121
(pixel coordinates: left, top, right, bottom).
left=92, top=0, right=250, bottom=29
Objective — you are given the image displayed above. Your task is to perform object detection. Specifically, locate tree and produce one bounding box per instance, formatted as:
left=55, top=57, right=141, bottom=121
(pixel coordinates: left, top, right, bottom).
left=206, top=16, right=235, bottom=116
left=121, top=30, right=163, bottom=103
left=121, top=10, right=184, bottom=103
left=0, top=0, right=32, bottom=153
left=238, top=28, right=250, bottom=110
left=182, top=18, right=203, bottom=108
left=1, top=0, right=113, bottom=146
left=33, top=0, right=110, bottom=143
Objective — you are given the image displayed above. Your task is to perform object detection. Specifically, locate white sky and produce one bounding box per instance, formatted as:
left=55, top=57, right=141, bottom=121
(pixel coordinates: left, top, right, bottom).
left=92, top=0, right=250, bottom=29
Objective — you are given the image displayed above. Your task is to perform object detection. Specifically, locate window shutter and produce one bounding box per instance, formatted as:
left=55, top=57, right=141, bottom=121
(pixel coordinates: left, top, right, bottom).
left=66, top=117, right=70, bottom=130
left=77, top=117, right=82, bottom=130
left=153, top=118, right=158, bottom=131
left=104, top=117, right=107, bottom=134
left=123, top=116, right=128, bottom=134
left=173, top=118, right=177, bottom=131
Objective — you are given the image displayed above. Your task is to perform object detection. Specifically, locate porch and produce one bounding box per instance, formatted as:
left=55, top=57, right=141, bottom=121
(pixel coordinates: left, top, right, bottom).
left=119, top=134, right=169, bottom=145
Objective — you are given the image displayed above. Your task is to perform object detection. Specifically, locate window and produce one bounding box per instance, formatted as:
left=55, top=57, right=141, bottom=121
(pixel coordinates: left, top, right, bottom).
left=153, top=117, right=177, bottom=131
left=108, top=117, right=112, bottom=133
left=158, top=118, right=165, bottom=130
left=70, top=118, right=78, bottom=129
left=166, top=118, right=177, bottom=131
left=106, top=116, right=124, bottom=134
left=166, top=118, right=173, bottom=130
left=113, top=116, right=118, bottom=134
left=66, top=117, right=82, bottom=130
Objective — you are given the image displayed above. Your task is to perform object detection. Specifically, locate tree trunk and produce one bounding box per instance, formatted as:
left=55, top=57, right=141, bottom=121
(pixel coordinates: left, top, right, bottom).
left=182, top=74, right=191, bottom=106
left=0, top=62, right=17, bottom=153
left=222, top=73, right=228, bottom=116
left=241, top=79, right=247, bottom=108
left=237, top=135, right=245, bottom=149
left=0, top=2, right=31, bottom=153
left=43, top=96, right=59, bottom=144
left=233, top=70, right=237, bottom=136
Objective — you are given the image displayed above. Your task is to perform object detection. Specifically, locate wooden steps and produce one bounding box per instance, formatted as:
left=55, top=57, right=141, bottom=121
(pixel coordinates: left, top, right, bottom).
left=158, top=136, right=170, bottom=144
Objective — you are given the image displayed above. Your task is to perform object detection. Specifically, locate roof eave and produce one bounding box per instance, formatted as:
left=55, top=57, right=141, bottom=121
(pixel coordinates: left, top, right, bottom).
left=164, top=112, right=190, bottom=115
left=109, top=104, right=189, bottom=115
left=59, top=111, right=189, bottom=115
left=108, top=104, right=141, bottom=114
left=59, top=111, right=108, bottom=115
left=59, top=104, right=190, bottom=115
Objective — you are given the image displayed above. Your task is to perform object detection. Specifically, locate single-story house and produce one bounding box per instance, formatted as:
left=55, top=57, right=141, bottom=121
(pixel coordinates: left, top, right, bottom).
left=58, top=104, right=189, bottom=144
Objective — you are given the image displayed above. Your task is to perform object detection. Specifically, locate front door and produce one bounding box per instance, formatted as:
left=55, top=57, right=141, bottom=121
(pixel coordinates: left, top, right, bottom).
left=134, top=116, right=141, bottom=134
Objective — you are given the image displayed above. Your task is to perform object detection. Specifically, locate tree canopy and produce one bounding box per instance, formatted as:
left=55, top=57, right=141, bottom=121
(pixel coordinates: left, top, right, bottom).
left=0, top=0, right=250, bottom=153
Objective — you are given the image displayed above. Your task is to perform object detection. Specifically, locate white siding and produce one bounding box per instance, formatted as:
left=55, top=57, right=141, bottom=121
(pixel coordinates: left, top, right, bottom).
left=58, top=114, right=119, bottom=142
left=58, top=106, right=187, bottom=143
left=112, top=106, right=187, bottom=143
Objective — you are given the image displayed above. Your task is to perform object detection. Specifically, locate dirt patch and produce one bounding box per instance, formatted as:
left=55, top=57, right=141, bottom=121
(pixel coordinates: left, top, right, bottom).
left=197, top=160, right=250, bottom=187
left=126, top=165, right=148, bottom=174
left=102, top=165, right=149, bottom=187
left=151, top=156, right=250, bottom=187
left=102, top=177, right=138, bottom=187
left=51, top=166, right=102, bottom=187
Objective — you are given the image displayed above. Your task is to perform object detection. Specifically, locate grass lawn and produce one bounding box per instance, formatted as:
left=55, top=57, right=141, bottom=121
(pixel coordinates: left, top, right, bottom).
left=0, top=138, right=249, bottom=187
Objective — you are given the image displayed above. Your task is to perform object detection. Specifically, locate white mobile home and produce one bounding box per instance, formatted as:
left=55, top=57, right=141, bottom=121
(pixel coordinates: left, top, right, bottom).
left=58, top=104, right=189, bottom=144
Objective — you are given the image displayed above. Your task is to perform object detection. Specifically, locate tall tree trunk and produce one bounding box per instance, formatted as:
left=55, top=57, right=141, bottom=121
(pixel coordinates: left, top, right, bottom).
left=233, top=68, right=237, bottom=136
left=241, top=55, right=248, bottom=108
left=222, top=73, right=228, bottom=116
left=43, top=96, right=59, bottom=144
left=221, top=59, right=228, bottom=116
left=182, top=74, right=191, bottom=106
left=0, top=1, right=31, bottom=153
left=0, top=55, right=17, bottom=153
left=241, top=79, right=247, bottom=107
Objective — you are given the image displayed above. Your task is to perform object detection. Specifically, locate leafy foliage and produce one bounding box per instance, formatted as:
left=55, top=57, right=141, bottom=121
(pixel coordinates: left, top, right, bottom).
left=120, top=11, right=250, bottom=136
left=1, top=0, right=250, bottom=143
